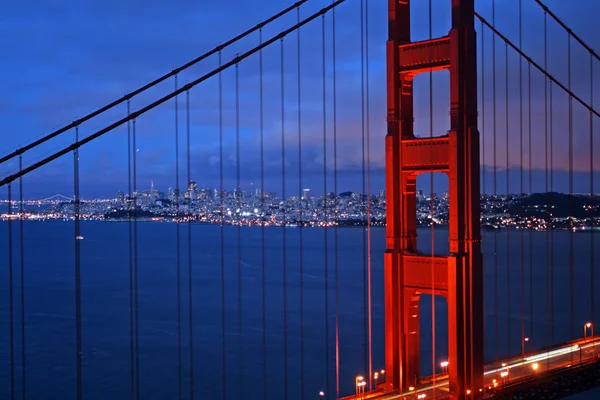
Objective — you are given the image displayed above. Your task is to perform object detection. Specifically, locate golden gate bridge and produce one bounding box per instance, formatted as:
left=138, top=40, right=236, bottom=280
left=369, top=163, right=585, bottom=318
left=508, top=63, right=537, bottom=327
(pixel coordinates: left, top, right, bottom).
left=1, top=0, right=599, bottom=399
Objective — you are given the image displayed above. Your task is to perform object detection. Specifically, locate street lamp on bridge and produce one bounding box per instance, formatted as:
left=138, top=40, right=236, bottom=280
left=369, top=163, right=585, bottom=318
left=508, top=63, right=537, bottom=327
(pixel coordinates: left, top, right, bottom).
left=440, top=361, right=449, bottom=375
left=584, top=322, right=594, bottom=338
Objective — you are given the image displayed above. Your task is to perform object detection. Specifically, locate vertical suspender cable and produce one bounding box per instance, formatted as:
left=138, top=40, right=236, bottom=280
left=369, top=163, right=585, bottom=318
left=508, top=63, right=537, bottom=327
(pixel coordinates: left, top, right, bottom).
left=19, top=154, right=25, bottom=400
left=281, top=37, right=289, bottom=400
left=127, top=99, right=135, bottom=400
left=218, top=50, right=227, bottom=400
left=519, top=0, right=526, bottom=360
left=259, top=28, right=267, bottom=400
left=235, top=59, right=243, bottom=398
left=186, top=87, right=194, bottom=400
left=492, top=0, right=499, bottom=361
left=365, top=0, right=373, bottom=391
left=481, top=21, right=487, bottom=358
left=568, top=34, right=574, bottom=352
left=551, top=82, right=557, bottom=344
left=8, top=183, right=14, bottom=400
left=590, top=53, right=595, bottom=334
left=505, top=41, right=511, bottom=356
left=133, top=116, right=140, bottom=400
left=359, top=0, right=368, bottom=382
left=296, top=7, right=305, bottom=397
left=428, top=0, right=436, bottom=394
left=528, top=61, right=533, bottom=344
left=543, top=10, right=550, bottom=352
left=332, top=1, right=340, bottom=395
left=321, top=13, right=330, bottom=398
left=174, top=74, right=183, bottom=400
left=73, top=125, right=82, bottom=400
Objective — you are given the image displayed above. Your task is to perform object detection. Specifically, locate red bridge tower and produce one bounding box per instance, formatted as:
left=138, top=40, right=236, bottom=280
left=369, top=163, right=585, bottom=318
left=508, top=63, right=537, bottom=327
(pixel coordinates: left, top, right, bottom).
left=384, top=0, right=483, bottom=399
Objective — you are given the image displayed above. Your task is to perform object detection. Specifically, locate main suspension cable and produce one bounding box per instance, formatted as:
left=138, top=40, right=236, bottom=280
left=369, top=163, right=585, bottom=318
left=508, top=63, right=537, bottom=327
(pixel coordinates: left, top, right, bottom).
left=0, top=0, right=348, bottom=188
left=474, top=12, right=600, bottom=119
left=0, top=0, right=310, bottom=166
left=533, top=0, right=600, bottom=62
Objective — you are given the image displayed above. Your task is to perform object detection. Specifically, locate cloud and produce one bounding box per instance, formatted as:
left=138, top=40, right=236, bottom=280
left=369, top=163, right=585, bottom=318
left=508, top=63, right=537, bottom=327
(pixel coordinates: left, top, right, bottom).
left=1, top=0, right=599, bottom=199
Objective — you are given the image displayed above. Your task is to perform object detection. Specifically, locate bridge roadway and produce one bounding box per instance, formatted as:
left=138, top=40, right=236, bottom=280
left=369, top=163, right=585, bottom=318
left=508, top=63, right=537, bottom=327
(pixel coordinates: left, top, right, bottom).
left=344, top=335, right=600, bottom=399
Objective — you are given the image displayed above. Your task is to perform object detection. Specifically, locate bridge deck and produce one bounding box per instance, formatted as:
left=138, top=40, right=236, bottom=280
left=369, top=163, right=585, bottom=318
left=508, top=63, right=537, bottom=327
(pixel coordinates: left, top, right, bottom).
left=342, top=335, right=600, bottom=399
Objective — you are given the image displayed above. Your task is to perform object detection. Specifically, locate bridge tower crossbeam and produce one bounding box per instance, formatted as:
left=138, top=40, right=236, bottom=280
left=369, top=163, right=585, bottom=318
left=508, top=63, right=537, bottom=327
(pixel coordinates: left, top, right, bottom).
left=384, top=0, right=483, bottom=399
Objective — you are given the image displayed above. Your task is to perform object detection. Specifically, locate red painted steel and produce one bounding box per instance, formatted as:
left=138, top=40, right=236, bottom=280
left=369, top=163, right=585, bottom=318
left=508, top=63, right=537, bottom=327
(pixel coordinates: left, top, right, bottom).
left=384, top=0, right=483, bottom=399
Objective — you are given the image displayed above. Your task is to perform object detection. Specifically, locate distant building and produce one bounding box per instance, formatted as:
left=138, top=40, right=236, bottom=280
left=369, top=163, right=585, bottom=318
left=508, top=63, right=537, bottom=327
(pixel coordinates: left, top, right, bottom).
left=303, top=188, right=310, bottom=199
left=116, top=191, right=125, bottom=204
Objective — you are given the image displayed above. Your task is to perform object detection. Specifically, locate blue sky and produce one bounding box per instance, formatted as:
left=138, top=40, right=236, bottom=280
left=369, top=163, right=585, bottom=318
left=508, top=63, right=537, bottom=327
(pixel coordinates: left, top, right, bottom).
left=0, top=0, right=599, bottom=199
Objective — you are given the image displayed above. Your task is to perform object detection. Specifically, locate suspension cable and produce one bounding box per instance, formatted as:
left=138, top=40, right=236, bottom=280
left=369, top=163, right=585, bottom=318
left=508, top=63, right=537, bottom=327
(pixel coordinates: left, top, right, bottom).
left=297, top=6, right=305, bottom=398
left=0, top=0, right=310, bottom=166
left=332, top=0, right=340, bottom=395
left=8, top=183, right=14, bottom=400
left=492, top=0, right=499, bottom=361
left=73, top=125, right=82, bottom=400
left=428, top=0, right=436, bottom=394
left=543, top=10, right=550, bottom=354
left=474, top=12, right=600, bottom=119
left=568, top=33, right=575, bottom=355
left=550, top=80, right=554, bottom=347
left=185, top=87, right=194, bottom=400
left=127, top=100, right=135, bottom=400
left=235, top=58, right=244, bottom=398
left=359, top=0, right=368, bottom=384
left=321, top=13, right=330, bottom=399
left=0, top=0, right=348, bottom=188
left=528, top=60, right=533, bottom=346
left=519, top=0, right=526, bottom=360
left=480, top=19, right=487, bottom=363
left=218, top=50, right=226, bottom=400
left=365, top=0, right=372, bottom=391
left=132, top=116, right=140, bottom=400
left=590, top=52, right=595, bottom=339
left=280, top=36, right=289, bottom=400
left=174, top=74, right=183, bottom=400
left=533, top=0, right=600, bottom=62
left=259, top=27, right=267, bottom=400
left=18, top=154, right=26, bottom=399
left=505, top=40, right=511, bottom=357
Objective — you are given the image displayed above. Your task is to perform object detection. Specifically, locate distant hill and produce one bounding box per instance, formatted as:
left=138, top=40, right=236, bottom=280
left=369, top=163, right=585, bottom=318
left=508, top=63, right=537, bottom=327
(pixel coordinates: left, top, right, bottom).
left=508, top=192, right=593, bottom=219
